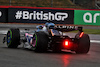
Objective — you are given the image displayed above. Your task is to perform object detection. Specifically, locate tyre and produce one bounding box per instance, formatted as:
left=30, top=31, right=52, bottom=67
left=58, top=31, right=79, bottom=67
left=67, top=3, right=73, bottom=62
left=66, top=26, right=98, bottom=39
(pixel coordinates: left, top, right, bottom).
left=7, top=28, right=20, bottom=48
left=32, top=31, right=49, bottom=52
left=75, top=34, right=90, bottom=54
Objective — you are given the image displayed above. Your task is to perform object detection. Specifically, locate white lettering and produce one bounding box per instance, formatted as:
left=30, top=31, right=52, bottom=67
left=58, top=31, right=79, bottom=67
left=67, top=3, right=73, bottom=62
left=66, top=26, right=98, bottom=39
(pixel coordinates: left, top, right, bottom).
left=49, top=12, right=54, bottom=20
left=43, top=13, right=48, bottom=20
left=0, top=11, right=2, bottom=17
left=93, top=13, right=100, bottom=23
left=83, top=12, right=100, bottom=23
left=83, top=12, right=92, bottom=23
left=23, top=11, right=29, bottom=19
left=16, top=11, right=68, bottom=21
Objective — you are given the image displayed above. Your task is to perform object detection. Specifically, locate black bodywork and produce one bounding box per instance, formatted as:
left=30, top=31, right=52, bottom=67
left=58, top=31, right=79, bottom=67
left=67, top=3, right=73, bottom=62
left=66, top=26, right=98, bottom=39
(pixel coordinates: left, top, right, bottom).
left=46, top=26, right=84, bottom=52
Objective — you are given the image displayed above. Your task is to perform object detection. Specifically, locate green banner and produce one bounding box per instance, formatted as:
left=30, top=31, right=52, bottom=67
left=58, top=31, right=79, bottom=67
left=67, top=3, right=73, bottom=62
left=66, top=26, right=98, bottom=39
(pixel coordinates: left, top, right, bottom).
left=74, top=10, right=100, bottom=25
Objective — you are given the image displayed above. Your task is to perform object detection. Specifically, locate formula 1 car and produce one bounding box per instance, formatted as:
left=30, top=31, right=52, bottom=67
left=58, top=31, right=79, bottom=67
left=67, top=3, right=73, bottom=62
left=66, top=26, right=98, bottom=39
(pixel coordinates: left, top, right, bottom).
left=3, top=23, right=90, bottom=54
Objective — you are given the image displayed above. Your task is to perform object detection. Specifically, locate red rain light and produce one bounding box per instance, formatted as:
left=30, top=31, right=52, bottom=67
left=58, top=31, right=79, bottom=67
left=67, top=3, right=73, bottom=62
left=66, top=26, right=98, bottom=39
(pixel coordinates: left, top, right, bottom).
left=79, top=32, right=84, bottom=38
left=64, top=41, right=69, bottom=46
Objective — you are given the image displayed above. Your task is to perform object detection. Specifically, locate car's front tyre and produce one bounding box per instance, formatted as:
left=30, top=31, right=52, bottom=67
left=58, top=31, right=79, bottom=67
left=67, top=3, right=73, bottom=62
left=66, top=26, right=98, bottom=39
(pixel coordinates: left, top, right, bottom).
left=7, top=28, right=20, bottom=48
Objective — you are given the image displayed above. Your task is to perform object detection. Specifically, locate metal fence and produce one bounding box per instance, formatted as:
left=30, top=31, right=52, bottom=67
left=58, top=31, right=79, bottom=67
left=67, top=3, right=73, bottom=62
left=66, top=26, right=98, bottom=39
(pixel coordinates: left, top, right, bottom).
left=0, top=0, right=97, bottom=9
left=95, top=0, right=100, bottom=9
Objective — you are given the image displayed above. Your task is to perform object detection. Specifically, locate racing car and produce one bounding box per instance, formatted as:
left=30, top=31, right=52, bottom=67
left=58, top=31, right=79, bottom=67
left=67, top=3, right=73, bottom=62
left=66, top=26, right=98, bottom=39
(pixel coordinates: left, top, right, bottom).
left=3, top=22, right=90, bottom=54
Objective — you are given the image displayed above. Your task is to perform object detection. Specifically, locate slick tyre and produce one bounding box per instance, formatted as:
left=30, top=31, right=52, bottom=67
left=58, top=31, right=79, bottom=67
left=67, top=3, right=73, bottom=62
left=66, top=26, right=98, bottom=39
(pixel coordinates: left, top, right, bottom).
left=75, top=34, right=90, bottom=54
left=7, top=28, right=20, bottom=48
left=33, top=32, right=49, bottom=52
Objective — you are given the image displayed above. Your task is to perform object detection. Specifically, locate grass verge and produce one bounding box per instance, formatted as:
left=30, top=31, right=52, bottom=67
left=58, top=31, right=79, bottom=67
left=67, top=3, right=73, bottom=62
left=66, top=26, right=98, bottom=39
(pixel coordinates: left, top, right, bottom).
left=69, top=29, right=100, bottom=35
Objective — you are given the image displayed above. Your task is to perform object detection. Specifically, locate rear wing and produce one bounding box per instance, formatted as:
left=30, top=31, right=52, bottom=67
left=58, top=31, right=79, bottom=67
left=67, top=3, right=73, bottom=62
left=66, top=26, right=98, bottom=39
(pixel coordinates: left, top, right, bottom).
left=55, top=26, right=83, bottom=32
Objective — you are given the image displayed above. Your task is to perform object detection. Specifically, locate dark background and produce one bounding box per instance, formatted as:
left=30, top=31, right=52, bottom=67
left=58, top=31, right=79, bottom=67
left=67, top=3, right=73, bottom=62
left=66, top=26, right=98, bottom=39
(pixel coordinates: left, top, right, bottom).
left=0, top=8, right=8, bottom=22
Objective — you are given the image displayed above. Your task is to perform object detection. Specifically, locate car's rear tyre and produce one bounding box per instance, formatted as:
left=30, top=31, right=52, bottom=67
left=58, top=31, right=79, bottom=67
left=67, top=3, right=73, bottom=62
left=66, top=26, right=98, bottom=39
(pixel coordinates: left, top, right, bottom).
left=33, top=32, right=49, bottom=52
left=75, top=34, right=90, bottom=54
left=7, top=28, right=20, bottom=48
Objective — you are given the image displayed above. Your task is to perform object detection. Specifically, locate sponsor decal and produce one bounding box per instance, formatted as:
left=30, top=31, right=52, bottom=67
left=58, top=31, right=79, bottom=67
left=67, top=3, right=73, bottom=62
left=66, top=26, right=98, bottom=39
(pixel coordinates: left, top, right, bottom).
left=56, top=25, right=77, bottom=29
left=15, top=11, right=68, bottom=21
left=83, top=12, right=100, bottom=23
left=8, top=8, right=74, bottom=24
left=74, top=10, right=100, bottom=25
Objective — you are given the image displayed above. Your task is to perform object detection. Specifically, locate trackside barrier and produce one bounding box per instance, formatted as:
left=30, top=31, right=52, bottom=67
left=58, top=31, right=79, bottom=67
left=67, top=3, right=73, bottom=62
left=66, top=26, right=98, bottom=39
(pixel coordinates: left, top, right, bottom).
left=0, top=6, right=74, bottom=24
left=74, top=10, right=100, bottom=25
left=8, top=8, right=74, bottom=24
left=0, top=6, right=100, bottom=25
left=0, top=8, right=8, bottom=22
left=0, top=6, right=9, bottom=23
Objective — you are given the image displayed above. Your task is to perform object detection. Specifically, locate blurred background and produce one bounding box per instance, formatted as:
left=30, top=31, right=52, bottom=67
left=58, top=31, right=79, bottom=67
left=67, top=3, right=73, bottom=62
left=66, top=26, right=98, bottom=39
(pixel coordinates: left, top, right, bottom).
left=0, top=0, right=99, bottom=9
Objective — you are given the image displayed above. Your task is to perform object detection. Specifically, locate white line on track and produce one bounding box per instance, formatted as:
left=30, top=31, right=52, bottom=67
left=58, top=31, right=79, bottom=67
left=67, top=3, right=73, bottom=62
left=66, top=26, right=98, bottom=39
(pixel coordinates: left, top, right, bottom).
left=90, top=40, right=100, bottom=43
left=0, top=30, right=7, bottom=34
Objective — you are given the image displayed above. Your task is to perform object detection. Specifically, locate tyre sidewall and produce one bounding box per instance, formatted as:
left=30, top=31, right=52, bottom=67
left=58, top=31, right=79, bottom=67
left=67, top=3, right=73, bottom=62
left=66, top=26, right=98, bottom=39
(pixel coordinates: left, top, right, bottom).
left=33, top=32, right=49, bottom=52
left=7, top=28, right=20, bottom=48
left=75, top=34, right=90, bottom=54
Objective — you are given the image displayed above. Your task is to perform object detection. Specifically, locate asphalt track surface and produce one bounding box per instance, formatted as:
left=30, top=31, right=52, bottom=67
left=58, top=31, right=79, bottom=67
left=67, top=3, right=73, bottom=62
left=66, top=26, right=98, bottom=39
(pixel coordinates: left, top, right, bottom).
left=0, top=25, right=100, bottom=67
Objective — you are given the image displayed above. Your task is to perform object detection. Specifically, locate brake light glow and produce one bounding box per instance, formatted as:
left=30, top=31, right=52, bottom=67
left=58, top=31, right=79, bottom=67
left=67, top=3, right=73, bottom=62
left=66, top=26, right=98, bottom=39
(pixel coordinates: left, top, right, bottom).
left=79, top=32, right=84, bottom=38
left=64, top=40, right=69, bottom=46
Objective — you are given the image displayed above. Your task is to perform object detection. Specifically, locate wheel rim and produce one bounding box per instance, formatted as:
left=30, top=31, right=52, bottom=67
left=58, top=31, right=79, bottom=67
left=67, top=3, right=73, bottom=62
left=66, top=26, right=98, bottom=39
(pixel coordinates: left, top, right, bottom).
left=32, top=34, right=37, bottom=47
left=7, top=30, right=12, bottom=46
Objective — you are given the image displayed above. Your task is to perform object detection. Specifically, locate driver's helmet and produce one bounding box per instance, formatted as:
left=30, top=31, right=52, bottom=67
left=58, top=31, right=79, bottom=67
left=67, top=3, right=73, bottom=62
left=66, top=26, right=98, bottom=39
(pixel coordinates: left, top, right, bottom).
left=45, top=22, right=55, bottom=29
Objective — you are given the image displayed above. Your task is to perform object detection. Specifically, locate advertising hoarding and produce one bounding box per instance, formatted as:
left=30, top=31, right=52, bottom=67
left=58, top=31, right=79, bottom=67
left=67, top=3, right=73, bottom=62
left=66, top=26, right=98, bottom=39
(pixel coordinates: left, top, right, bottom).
left=74, top=10, right=100, bottom=25
left=8, top=8, right=74, bottom=24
